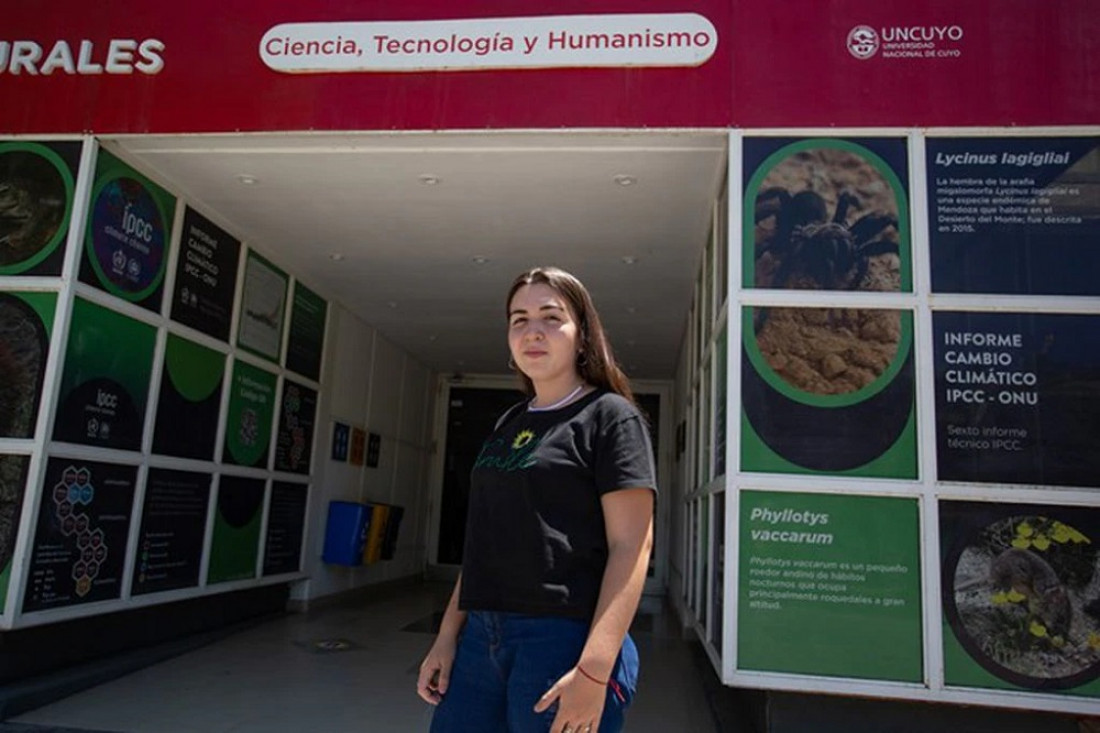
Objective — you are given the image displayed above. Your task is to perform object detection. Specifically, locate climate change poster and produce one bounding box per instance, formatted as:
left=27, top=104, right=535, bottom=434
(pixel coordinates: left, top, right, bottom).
left=132, top=468, right=211, bottom=595
left=223, top=361, right=277, bottom=468
left=933, top=311, right=1100, bottom=488
left=80, top=150, right=176, bottom=312
left=170, top=207, right=241, bottom=342
left=54, top=299, right=156, bottom=451
left=263, top=481, right=308, bottom=576
left=285, top=284, right=327, bottom=381
left=24, top=459, right=136, bottom=612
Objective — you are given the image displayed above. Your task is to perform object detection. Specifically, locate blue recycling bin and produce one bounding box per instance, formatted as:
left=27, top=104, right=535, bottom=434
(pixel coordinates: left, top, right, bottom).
left=321, top=501, right=370, bottom=566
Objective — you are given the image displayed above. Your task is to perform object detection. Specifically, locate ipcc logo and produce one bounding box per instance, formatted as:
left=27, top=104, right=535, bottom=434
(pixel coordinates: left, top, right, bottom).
left=847, top=25, right=879, bottom=59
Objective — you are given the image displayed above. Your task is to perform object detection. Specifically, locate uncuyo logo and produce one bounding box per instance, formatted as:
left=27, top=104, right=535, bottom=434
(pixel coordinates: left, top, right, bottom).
left=847, top=25, right=879, bottom=59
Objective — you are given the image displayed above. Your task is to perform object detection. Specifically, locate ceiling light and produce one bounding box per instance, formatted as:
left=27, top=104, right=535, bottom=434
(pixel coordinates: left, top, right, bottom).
left=236, top=174, right=259, bottom=185
left=621, top=256, right=638, bottom=265
left=328, top=253, right=345, bottom=262
left=613, top=174, right=636, bottom=186
left=472, top=256, right=489, bottom=265
left=386, top=301, right=398, bottom=309
left=418, top=174, right=440, bottom=185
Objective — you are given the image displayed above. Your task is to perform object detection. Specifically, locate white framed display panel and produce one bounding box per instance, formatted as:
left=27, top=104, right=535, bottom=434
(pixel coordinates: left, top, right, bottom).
left=0, top=137, right=328, bottom=630
left=702, top=128, right=1100, bottom=717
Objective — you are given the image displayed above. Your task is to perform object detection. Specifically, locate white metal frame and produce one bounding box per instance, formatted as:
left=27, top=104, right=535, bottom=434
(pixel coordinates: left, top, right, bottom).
left=0, top=136, right=333, bottom=630
left=685, top=127, right=1100, bottom=717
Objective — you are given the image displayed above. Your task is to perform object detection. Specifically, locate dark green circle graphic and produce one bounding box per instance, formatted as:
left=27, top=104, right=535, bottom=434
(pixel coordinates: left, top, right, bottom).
left=0, top=143, right=75, bottom=274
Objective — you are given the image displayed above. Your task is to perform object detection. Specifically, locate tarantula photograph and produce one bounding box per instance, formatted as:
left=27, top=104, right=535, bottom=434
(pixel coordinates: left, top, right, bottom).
left=754, top=187, right=900, bottom=291
left=747, top=146, right=905, bottom=395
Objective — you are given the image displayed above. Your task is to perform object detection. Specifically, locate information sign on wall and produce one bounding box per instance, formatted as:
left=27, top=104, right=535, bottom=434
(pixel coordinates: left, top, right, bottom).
left=132, top=468, right=211, bottom=595
left=24, top=459, right=136, bottom=612
left=0, top=141, right=79, bottom=277
left=738, top=490, right=923, bottom=681
left=927, top=137, right=1100, bottom=296
left=79, top=150, right=176, bottom=313
left=170, top=207, right=241, bottom=342
left=274, top=380, right=317, bottom=475
left=933, top=312, right=1100, bottom=489
left=262, top=481, right=308, bottom=576
left=285, top=283, right=326, bottom=382
left=54, top=299, right=156, bottom=451
left=237, top=252, right=288, bottom=362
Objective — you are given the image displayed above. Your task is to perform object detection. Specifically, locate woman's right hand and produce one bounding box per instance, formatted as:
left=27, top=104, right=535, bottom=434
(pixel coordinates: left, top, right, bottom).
left=416, top=636, right=457, bottom=705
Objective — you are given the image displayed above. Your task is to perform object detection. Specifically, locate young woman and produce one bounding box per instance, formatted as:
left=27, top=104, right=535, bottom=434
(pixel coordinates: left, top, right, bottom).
left=417, top=266, right=656, bottom=733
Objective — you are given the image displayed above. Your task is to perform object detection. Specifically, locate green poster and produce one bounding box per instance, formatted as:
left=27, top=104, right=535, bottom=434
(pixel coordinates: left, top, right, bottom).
left=54, top=298, right=156, bottom=450
left=223, top=360, right=277, bottom=467
left=0, top=454, right=31, bottom=611
left=206, top=475, right=264, bottom=584
left=0, top=291, right=56, bottom=439
left=285, top=283, right=326, bottom=381
left=80, top=149, right=177, bottom=313
left=152, top=334, right=225, bottom=460
left=738, top=490, right=923, bottom=682
left=741, top=307, right=917, bottom=478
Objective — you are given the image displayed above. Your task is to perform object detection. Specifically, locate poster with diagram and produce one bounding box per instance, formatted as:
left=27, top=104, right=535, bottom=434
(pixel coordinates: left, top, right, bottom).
left=23, top=459, right=136, bottom=613
left=236, top=252, right=287, bottom=362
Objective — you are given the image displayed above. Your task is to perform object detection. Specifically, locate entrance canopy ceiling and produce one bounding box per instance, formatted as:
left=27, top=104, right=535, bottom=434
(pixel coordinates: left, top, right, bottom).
left=112, top=131, right=728, bottom=378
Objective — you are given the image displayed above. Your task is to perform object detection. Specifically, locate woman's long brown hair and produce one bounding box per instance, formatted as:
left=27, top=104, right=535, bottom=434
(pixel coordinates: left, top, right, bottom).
left=506, top=266, right=635, bottom=405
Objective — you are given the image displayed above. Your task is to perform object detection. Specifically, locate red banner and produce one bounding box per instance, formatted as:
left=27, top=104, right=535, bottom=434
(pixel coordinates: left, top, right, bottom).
left=0, top=0, right=1095, bottom=134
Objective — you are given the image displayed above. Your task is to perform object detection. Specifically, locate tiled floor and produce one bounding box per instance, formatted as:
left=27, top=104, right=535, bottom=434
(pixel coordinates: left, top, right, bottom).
left=8, top=582, right=727, bottom=733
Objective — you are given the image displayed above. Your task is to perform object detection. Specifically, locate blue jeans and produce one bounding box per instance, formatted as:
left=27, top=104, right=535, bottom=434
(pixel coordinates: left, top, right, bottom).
left=429, top=611, right=639, bottom=733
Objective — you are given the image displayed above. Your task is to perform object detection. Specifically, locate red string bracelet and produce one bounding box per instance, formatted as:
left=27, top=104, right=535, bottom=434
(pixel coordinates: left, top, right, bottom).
left=577, top=665, right=626, bottom=702
left=575, top=665, right=608, bottom=686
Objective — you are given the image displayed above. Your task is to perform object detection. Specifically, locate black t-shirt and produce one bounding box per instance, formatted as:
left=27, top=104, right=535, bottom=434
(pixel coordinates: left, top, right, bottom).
left=458, top=390, right=657, bottom=618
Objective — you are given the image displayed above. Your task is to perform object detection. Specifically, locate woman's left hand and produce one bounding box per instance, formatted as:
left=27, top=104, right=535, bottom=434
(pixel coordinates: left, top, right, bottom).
left=533, top=666, right=605, bottom=733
